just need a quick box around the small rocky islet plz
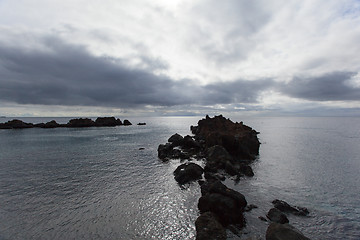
[158,115,311,240]
[0,117,133,129]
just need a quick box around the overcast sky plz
[1,0,360,117]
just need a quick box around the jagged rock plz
[195,212,226,240]
[198,180,247,226]
[191,115,260,160]
[123,119,132,126]
[266,223,310,240]
[67,118,95,128]
[174,163,204,184]
[0,119,34,129]
[267,208,289,224]
[95,117,122,126]
[168,133,184,146]
[182,135,201,149]
[272,199,309,216]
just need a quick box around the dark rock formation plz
[137,122,146,125]
[272,199,309,216]
[267,208,289,224]
[123,119,132,126]
[245,204,258,212]
[42,120,61,128]
[174,163,204,184]
[191,115,260,160]
[195,212,226,240]
[95,117,122,126]
[198,180,247,226]
[157,143,187,161]
[266,223,310,240]
[168,133,184,146]
[0,119,34,129]
[67,118,95,128]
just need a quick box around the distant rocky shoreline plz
[0,117,134,129]
[158,115,311,240]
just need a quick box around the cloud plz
[279,72,360,101]
[0,35,274,109]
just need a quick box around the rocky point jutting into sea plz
[158,115,311,240]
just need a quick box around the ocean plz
[0,116,359,239]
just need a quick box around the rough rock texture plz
[198,180,247,226]
[95,117,122,126]
[266,223,310,240]
[272,199,309,216]
[173,163,204,184]
[195,212,226,240]
[266,208,289,224]
[42,120,61,128]
[157,143,187,161]
[168,133,184,146]
[191,115,260,160]
[67,118,95,128]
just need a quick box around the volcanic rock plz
[174,163,204,184]
[272,199,309,216]
[123,119,132,126]
[266,223,310,240]
[195,212,226,240]
[67,118,95,128]
[266,208,289,224]
[95,117,122,126]
[0,119,34,129]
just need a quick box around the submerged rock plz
[195,212,226,240]
[266,223,310,240]
[272,199,309,216]
[174,163,204,184]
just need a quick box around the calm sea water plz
[0,116,359,239]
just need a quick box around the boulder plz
[67,118,95,128]
[168,133,184,146]
[174,163,204,184]
[266,208,289,224]
[95,117,122,126]
[195,212,226,240]
[239,165,254,177]
[182,135,201,149]
[266,223,310,240]
[157,143,187,161]
[198,180,247,226]
[272,199,309,216]
[123,119,132,126]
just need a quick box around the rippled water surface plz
[0,116,359,239]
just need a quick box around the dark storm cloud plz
[280,72,360,101]
[0,37,273,108]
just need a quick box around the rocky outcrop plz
[67,118,95,128]
[266,208,289,224]
[0,117,139,129]
[191,115,260,161]
[95,117,122,126]
[173,163,204,184]
[123,119,132,126]
[198,180,247,227]
[195,212,226,240]
[0,119,34,129]
[272,199,309,216]
[137,122,146,125]
[266,223,310,240]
